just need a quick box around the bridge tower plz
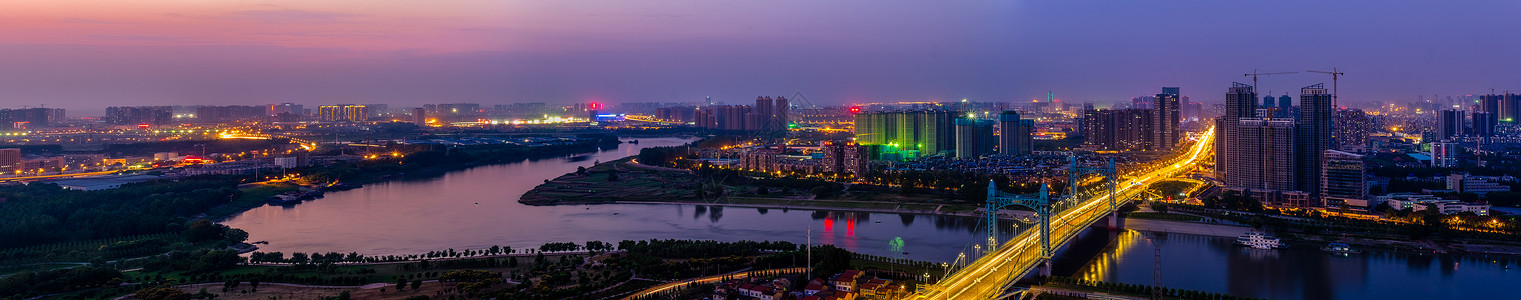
[983,181,1050,275]
[1068,156,1119,229]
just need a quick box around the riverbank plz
[1124,213,1521,257]
[519,157,989,218]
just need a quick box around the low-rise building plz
[1381,194,1489,216]
[1446,174,1511,195]
[830,270,864,292]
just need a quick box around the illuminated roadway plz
[914,126,1215,299]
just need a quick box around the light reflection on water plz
[221,137,992,262]
[1067,229,1519,299]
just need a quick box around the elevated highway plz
[914,126,1215,299]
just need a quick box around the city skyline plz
[3,0,1520,113]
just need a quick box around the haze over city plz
[4,0,1520,113]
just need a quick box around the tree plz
[223,228,249,243]
[290,252,309,264]
[576,166,588,175]
[1151,202,1169,214]
[411,279,423,290]
[135,287,192,300]
[397,277,408,290]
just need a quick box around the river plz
[222,137,989,262]
[223,137,1517,299]
[1059,228,1518,299]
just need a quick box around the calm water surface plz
[1064,229,1518,299]
[222,137,988,262]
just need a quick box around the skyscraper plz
[1485,93,1521,123]
[1153,87,1181,151]
[1322,150,1367,207]
[1083,108,1153,151]
[954,117,996,158]
[1277,95,1293,118]
[1216,82,1258,181]
[998,111,1034,156]
[852,110,958,158]
[1333,109,1371,151]
[412,108,427,126]
[1471,111,1497,137]
[1263,95,1275,107]
[1294,84,1333,202]
[1431,140,1460,168]
[752,96,774,130]
[1437,109,1465,140]
[1229,118,1296,191]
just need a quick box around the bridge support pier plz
[1107,211,1124,230]
[1040,260,1052,277]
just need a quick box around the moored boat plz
[1322,242,1361,254]
[1234,232,1284,249]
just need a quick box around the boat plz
[1321,243,1361,254]
[1234,232,1284,249]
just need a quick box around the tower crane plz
[1244,70,1299,92]
[1308,68,1345,108]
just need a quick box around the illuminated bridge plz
[912,126,1215,299]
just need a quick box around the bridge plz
[912,126,1215,299]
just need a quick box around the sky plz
[2,0,1519,114]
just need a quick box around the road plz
[914,126,1215,299]
[0,170,120,182]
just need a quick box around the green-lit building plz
[853,110,959,160]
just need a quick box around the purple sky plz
[2,0,1518,113]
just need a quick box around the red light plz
[589,102,603,110]
[849,106,861,114]
[138,124,150,129]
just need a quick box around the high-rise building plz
[1229,118,1297,191]
[346,105,367,122]
[412,108,427,126]
[194,105,265,123]
[1437,109,1465,140]
[775,96,790,129]
[0,148,19,174]
[318,105,368,122]
[106,106,173,125]
[1483,93,1521,123]
[1216,82,1258,181]
[1322,150,1367,207]
[853,110,958,158]
[1153,87,1182,151]
[1431,140,1460,168]
[0,108,65,128]
[1471,111,1497,137]
[1333,109,1371,151]
[954,118,996,158]
[753,96,774,130]
[271,103,304,117]
[1294,84,1333,202]
[998,111,1034,155]
[821,142,869,175]
[1263,95,1275,107]
[706,105,753,131]
[1083,108,1153,151]
[1278,95,1292,111]
[744,96,792,131]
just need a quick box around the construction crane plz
[1308,68,1345,108]
[1244,70,1299,92]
